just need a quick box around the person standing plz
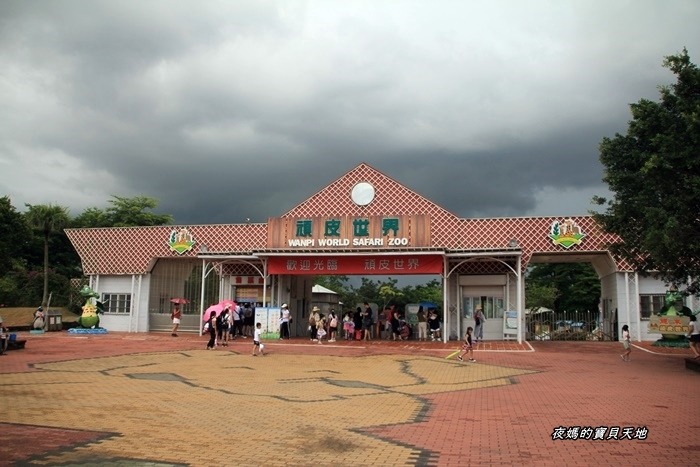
[620,324,631,361]
[456,327,476,362]
[243,305,254,338]
[363,302,373,340]
[232,304,242,339]
[170,305,182,337]
[353,307,363,340]
[328,309,338,342]
[279,303,291,340]
[343,311,354,340]
[316,314,327,344]
[687,315,699,359]
[428,310,441,341]
[474,306,486,343]
[309,306,320,341]
[417,306,428,341]
[0,316,9,355]
[205,311,217,350]
[218,306,230,347]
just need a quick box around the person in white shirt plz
[687,314,699,359]
[280,303,291,340]
[252,322,265,356]
[231,305,242,339]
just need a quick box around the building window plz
[639,294,665,320]
[463,296,505,320]
[101,293,131,314]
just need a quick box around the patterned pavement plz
[0,332,697,466]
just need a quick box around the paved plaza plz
[0,332,697,466]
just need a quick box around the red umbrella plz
[219,299,237,310]
[170,298,189,305]
[204,304,224,321]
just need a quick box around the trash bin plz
[47,310,62,331]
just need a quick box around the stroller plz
[398,320,411,340]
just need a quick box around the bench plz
[8,339,27,350]
[2,335,27,351]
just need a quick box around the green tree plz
[525,281,559,312]
[0,196,31,272]
[24,203,70,307]
[107,195,173,226]
[526,263,600,313]
[378,278,402,312]
[594,48,700,295]
[73,196,172,228]
[399,279,443,311]
[355,277,380,308]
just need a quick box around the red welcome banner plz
[268,255,443,275]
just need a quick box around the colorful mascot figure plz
[657,287,692,340]
[77,285,104,329]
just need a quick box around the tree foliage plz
[0,196,31,272]
[73,195,173,227]
[594,48,700,295]
[526,264,600,313]
[315,276,442,313]
[24,203,70,307]
[0,195,175,307]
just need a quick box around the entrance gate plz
[526,309,617,341]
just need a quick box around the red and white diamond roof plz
[65,163,628,275]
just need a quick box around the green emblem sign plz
[168,228,196,255]
[549,219,585,249]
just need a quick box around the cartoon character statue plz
[658,287,692,340]
[78,285,104,329]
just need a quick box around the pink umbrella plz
[203,304,224,322]
[219,299,237,310]
[170,297,189,305]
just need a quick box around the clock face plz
[351,182,375,206]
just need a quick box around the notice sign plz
[648,315,690,335]
[268,255,443,275]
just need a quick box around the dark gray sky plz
[1,1,698,225]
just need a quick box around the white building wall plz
[92,274,150,333]
[637,275,671,341]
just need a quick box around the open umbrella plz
[203,304,224,322]
[219,299,237,310]
[170,298,189,305]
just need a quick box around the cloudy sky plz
[1,0,698,225]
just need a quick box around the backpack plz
[330,316,338,327]
[219,311,229,327]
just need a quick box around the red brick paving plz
[1,331,698,466]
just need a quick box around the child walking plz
[457,326,476,362]
[620,324,631,361]
[252,322,265,356]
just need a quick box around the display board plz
[503,310,518,340]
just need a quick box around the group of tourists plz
[301,303,446,343]
[185,301,494,348]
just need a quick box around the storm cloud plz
[1,0,698,224]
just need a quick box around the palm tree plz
[24,203,70,307]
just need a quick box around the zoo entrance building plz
[65,163,692,343]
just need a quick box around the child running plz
[252,322,265,356]
[620,324,631,361]
[457,326,476,362]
